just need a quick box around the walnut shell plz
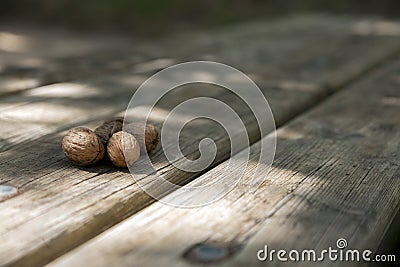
[94,117,123,144]
[123,123,159,153]
[107,131,140,168]
[62,127,105,166]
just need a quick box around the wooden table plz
[0,15,399,267]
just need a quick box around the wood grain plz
[0,15,400,267]
[0,81,306,267]
[46,58,400,267]
[0,24,148,96]
[1,15,400,152]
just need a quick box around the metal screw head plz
[0,185,19,201]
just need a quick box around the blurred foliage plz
[1,0,400,35]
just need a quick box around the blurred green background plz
[1,0,400,35]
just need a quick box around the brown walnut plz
[123,123,159,153]
[94,117,123,144]
[62,127,105,166]
[107,131,140,168]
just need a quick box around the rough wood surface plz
[46,58,400,267]
[1,15,400,152]
[0,15,400,267]
[0,24,149,96]
[0,82,306,267]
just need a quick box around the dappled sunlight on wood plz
[0,102,95,123]
[24,83,101,98]
[352,20,400,36]
[126,105,176,124]
[267,80,319,93]
[381,96,400,106]
[0,77,40,93]
[0,32,30,53]
[277,128,306,140]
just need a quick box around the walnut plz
[107,131,140,168]
[94,117,123,144]
[62,127,105,166]
[123,123,159,153]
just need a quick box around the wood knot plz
[0,185,19,202]
[183,242,241,264]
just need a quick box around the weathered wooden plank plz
[148,15,400,84]
[2,15,400,97]
[0,81,308,267]
[0,25,149,96]
[0,57,178,152]
[0,74,146,152]
[0,15,400,267]
[1,15,400,153]
[0,54,146,96]
[46,58,400,267]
